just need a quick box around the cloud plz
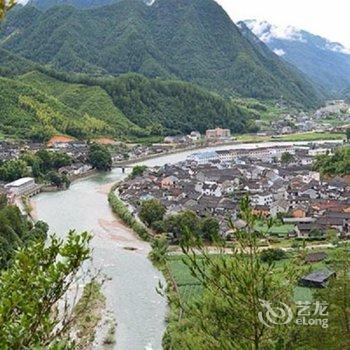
[325,42,350,55]
[245,20,306,43]
[273,48,286,56]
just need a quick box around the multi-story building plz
[205,128,231,139]
[5,177,38,196]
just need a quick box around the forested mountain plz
[28,0,154,10]
[28,0,121,10]
[0,66,258,139]
[242,19,350,94]
[0,0,321,107]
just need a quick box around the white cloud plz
[325,42,350,55]
[273,48,286,56]
[215,0,350,48]
[246,20,305,43]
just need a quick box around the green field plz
[235,131,345,143]
[165,250,340,306]
[255,223,295,237]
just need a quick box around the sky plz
[215,0,350,48]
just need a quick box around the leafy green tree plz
[29,126,54,143]
[165,211,201,242]
[139,199,166,227]
[260,248,287,264]
[0,231,92,349]
[281,152,295,164]
[313,147,350,176]
[0,159,29,181]
[88,144,112,171]
[200,217,220,242]
[0,204,48,268]
[131,165,148,178]
[36,150,72,171]
[165,198,298,349]
[46,171,70,188]
[149,234,169,265]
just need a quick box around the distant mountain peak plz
[243,19,350,56]
[242,20,305,44]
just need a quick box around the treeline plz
[0,195,48,268]
[313,147,350,176]
[138,199,220,243]
[38,69,259,135]
[0,150,72,187]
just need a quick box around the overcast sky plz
[215,0,350,47]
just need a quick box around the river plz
[33,140,342,350]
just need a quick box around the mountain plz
[0,60,259,139]
[0,0,321,107]
[242,19,350,94]
[27,0,155,10]
[27,0,121,10]
[0,72,141,140]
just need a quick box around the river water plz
[33,140,342,350]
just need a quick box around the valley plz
[1,0,350,349]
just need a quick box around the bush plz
[260,248,287,264]
[139,199,166,227]
[108,189,150,241]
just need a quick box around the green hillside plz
[0,48,37,76]
[0,0,321,107]
[17,71,142,135]
[0,76,114,139]
[44,70,259,135]
[0,68,259,140]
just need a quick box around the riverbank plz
[114,133,345,167]
[108,183,151,242]
[30,138,346,350]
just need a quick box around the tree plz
[139,199,166,227]
[0,0,16,19]
[0,159,30,182]
[200,217,220,242]
[0,203,48,268]
[313,147,350,176]
[149,234,169,265]
[46,171,70,189]
[165,198,298,349]
[0,231,92,349]
[281,152,295,164]
[260,248,287,264]
[88,144,112,171]
[346,128,350,142]
[131,165,147,178]
[165,210,201,242]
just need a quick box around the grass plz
[255,223,295,237]
[235,131,345,143]
[165,249,338,306]
[108,185,151,241]
[73,281,106,349]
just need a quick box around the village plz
[118,142,350,244]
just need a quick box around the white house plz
[187,151,219,165]
[251,192,273,206]
[5,177,38,196]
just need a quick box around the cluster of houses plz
[163,128,232,145]
[118,143,350,240]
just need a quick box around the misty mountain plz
[242,19,350,95]
[0,0,321,107]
